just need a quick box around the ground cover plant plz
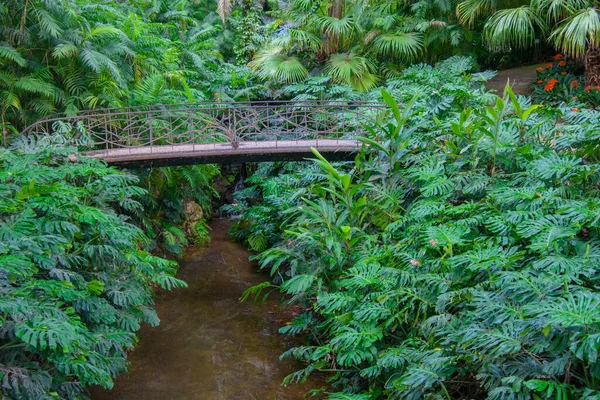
[235,58,600,399]
[0,136,186,399]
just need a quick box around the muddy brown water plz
[91,219,319,400]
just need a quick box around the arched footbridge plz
[21,101,385,167]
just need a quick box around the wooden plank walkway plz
[86,139,362,168]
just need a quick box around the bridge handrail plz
[21,100,386,134]
[20,100,387,155]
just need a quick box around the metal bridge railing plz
[20,101,386,155]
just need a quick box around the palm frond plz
[372,31,424,60]
[0,44,27,66]
[251,49,308,83]
[550,7,600,58]
[532,0,590,22]
[325,53,379,91]
[483,7,544,51]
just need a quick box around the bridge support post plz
[149,115,153,154]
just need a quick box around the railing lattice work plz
[21,101,385,166]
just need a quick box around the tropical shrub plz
[225,162,322,253]
[533,55,582,104]
[0,0,243,139]
[532,55,600,109]
[238,67,600,398]
[0,136,186,399]
[580,85,600,109]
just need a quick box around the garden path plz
[486,63,545,95]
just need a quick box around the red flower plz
[546,63,553,68]
[553,54,563,60]
[536,67,543,72]
[570,81,580,88]
[537,79,543,83]
[561,71,567,75]
[572,108,580,113]
[559,61,566,66]
[585,86,592,92]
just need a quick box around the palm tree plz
[458,0,600,86]
[0,0,230,138]
[249,0,466,90]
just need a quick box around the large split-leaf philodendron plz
[234,64,600,398]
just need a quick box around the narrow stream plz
[91,219,317,399]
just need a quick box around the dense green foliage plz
[234,59,600,398]
[0,0,234,258]
[0,136,186,398]
[461,0,600,86]
[0,0,266,138]
[4,0,600,398]
[249,0,477,90]
[137,165,219,255]
[224,0,600,90]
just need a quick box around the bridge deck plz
[86,139,361,167]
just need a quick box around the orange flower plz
[559,61,566,66]
[553,54,563,60]
[585,85,592,92]
[561,71,567,75]
[537,79,543,83]
[571,81,580,88]
[544,79,558,91]
[572,108,580,113]
[546,63,553,68]
[536,67,543,72]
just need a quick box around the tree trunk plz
[318,0,343,58]
[585,46,600,87]
[328,0,343,19]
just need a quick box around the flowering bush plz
[580,85,600,108]
[532,54,600,109]
[532,55,583,105]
